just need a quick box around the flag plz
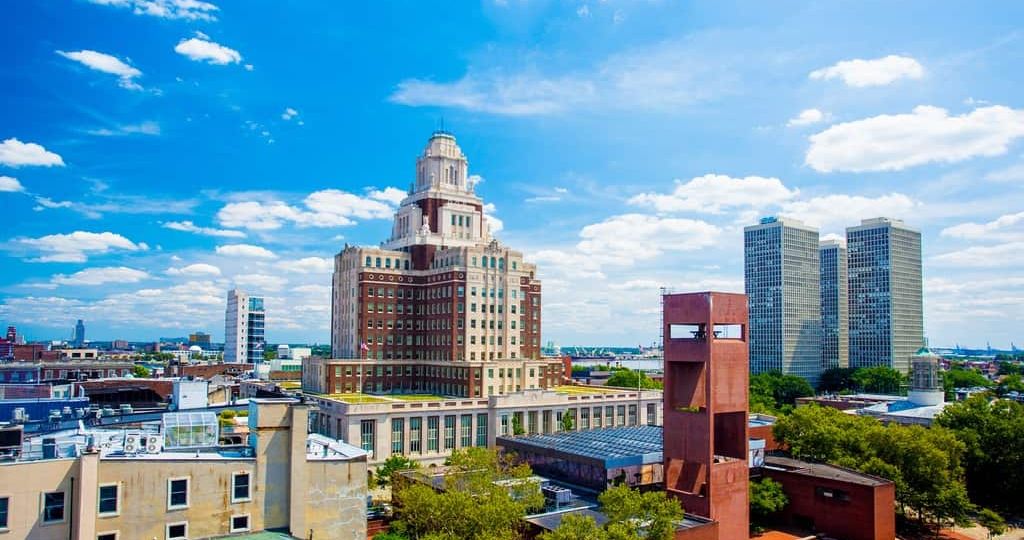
[360,341,369,352]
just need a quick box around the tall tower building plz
[73,319,85,347]
[225,289,266,364]
[744,217,822,385]
[820,239,849,371]
[847,218,923,374]
[330,131,542,362]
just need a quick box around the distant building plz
[5,326,16,342]
[745,217,823,385]
[72,319,85,347]
[188,332,211,347]
[820,239,849,371]
[847,218,923,373]
[224,289,265,364]
[111,339,129,350]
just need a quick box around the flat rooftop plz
[498,426,663,469]
[764,456,891,487]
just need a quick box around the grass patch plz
[388,394,448,402]
[327,393,389,403]
[553,385,616,395]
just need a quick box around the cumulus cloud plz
[391,72,596,116]
[368,187,407,206]
[51,266,149,286]
[628,174,798,214]
[0,138,65,167]
[56,50,143,90]
[174,35,242,65]
[233,273,287,292]
[787,108,827,127]
[16,231,147,263]
[216,188,400,230]
[780,193,919,233]
[0,176,24,192]
[577,214,721,259]
[932,242,1024,268]
[805,105,1024,173]
[163,220,245,238]
[286,257,333,274]
[985,162,1024,183]
[809,55,924,87]
[281,107,299,120]
[86,0,219,21]
[166,263,222,276]
[941,211,1024,241]
[215,244,277,259]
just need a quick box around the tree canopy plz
[773,405,972,527]
[935,396,1024,514]
[543,485,684,540]
[749,478,788,525]
[375,455,419,487]
[749,371,814,414]
[391,447,543,540]
[605,368,662,390]
[851,366,907,394]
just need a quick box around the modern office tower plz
[820,239,849,371]
[662,291,750,540]
[331,131,542,362]
[847,218,924,374]
[744,217,822,385]
[225,289,266,363]
[72,319,85,347]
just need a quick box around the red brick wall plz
[762,468,895,540]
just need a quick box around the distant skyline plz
[2,1,1023,348]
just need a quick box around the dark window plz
[233,473,250,501]
[169,479,188,508]
[98,485,118,514]
[167,522,187,539]
[0,497,8,529]
[98,534,117,540]
[43,492,65,522]
[231,514,250,532]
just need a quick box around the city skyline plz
[2,2,1023,347]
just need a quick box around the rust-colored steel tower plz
[663,292,749,540]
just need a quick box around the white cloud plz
[56,50,142,90]
[525,196,561,203]
[86,0,219,21]
[87,121,160,137]
[576,5,590,17]
[985,162,1024,183]
[0,138,65,167]
[166,263,222,276]
[368,187,407,206]
[17,231,147,263]
[577,214,721,259]
[174,36,242,65]
[805,105,1024,173]
[628,174,798,214]
[281,107,299,120]
[391,72,596,116]
[286,257,333,274]
[215,244,277,259]
[820,233,846,246]
[163,220,246,238]
[233,273,287,292]
[780,193,919,233]
[216,188,399,231]
[51,266,149,286]
[787,108,827,127]
[941,211,1024,241]
[932,242,1024,268]
[0,176,24,192]
[483,202,503,233]
[809,55,924,87]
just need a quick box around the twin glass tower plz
[744,216,923,386]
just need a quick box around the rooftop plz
[764,456,891,487]
[498,426,663,469]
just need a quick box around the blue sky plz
[2,1,1023,348]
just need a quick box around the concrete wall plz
[0,458,78,540]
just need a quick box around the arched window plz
[498,258,505,270]
[375,257,381,268]
[489,257,496,269]
[365,256,371,267]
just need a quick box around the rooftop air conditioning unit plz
[123,432,141,454]
[144,436,162,454]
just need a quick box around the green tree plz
[560,410,574,432]
[936,396,1024,514]
[131,364,150,377]
[511,414,525,436]
[598,484,684,540]
[375,455,419,487]
[750,478,788,525]
[263,348,278,361]
[606,368,662,390]
[541,514,607,540]
[749,371,814,414]
[977,508,1007,539]
[851,366,906,394]
[996,361,1021,375]
[996,373,1024,395]
[392,448,543,540]
[817,367,857,393]
[942,367,992,395]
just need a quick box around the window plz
[392,418,405,455]
[410,417,422,453]
[427,416,439,452]
[0,496,8,530]
[580,407,590,429]
[230,514,251,533]
[97,533,118,540]
[361,420,376,454]
[460,415,472,447]
[476,413,488,447]
[232,472,251,502]
[98,484,119,515]
[168,478,189,510]
[444,415,456,450]
[166,521,188,540]
[43,491,65,523]
[647,403,657,426]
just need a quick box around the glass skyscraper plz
[225,289,266,364]
[744,217,822,386]
[820,240,848,371]
[847,218,923,374]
